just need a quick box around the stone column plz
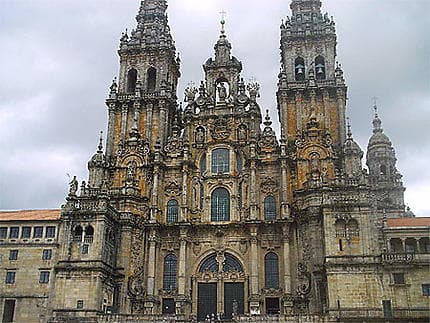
[150,165,159,223]
[322,89,330,130]
[280,159,289,218]
[249,226,260,314]
[336,88,346,144]
[296,90,303,131]
[146,230,157,296]
[158,102,167,147]
[146,103,153,142]
[106,104,116,157]
[176,227,189,315]
[121,103,128,141]
[250,161,258,220]
[181,149,189,222]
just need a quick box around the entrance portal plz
[224,282,244,319]
[2,299,15,323]
[197,283,217,321]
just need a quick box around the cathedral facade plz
[1,0,429,322]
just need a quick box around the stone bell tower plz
[277,0,347,191]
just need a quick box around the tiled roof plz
[0,209,61,222]
[387,217,430,228]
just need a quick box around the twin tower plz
[53,0,406,321]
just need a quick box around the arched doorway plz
[194,252,246,321]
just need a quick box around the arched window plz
[199,254,219,272]
[166,200,179,223]
[200,153,206,176]
[295,57,305,81]
[315,56,326,80]
[126,68,138,93]
[147,67,157,92]
[73,225,83,241]
[265,252,279,289]
[163,254,177,291]
[380,165,387,175]
[335,219,346,237]
[211,148,229,174]
[85,225,94,236]
[264,196,276,220]
[223,254,243,272]
[211,188,230,221]
[347,219,359,237]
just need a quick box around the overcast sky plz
[0,0,429,216]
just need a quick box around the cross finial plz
[372,96,379,115]
[220,10,227,34]
[346,117,352,138]
[97,131,103,153]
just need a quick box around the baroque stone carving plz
[164,181,181,197]
[296,263,311,297]
[128,267,146,298]
[210,117,231,141]
[260,177,278,194]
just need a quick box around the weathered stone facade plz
[1,0,429,322]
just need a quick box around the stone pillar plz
[249,226,260,314]
[280,159,289,218]
[146,103,153,142]
[337,88,346,144]
[146,229,157,315]
[181,149,189,222]
[296,90,303,131]
[176,227,189,315]
[106,104,116,157]
[159,103,167,147]
[322,89,330,130]
[250,161,258,220]
[121,103,128,141]
[282,225,293,314]
[150,165,159,223]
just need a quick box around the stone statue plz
[69,176,78,196]
[196,127,205,144]
[217,82,227,102]
[126,161,137,185]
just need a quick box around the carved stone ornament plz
[195,126,206,144]
[237,124,248,142]
[128,267,146,298]
[296,263,311,297]
[210,117,231,141]
[164,181,181,197]
[164,134,183,156]
[260,177,278,194]
[117,141,151,169]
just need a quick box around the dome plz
[368,131,392,147]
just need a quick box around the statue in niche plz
[195,127,205,144]
[126,160,137,185]
[237,125,247,142]
[217,82,227,102]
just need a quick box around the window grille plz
[265,252,279,289]
[39,271,50,284]
[223,254,243,272]
[211,149,230,174]
[166,200,179,223]
[211,188,230,221]
[264,196,276,220]
[163,254,177,291]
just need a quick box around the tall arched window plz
[199,254,219,273]
[166,200,179,223]
[315,56,326,80]
[73,225,83,242]
[265,252,279,289]
[264,196,276,220]
[295,57,305,81]
[126,68,138,93]
[147,67,157,91]
[163,254,177,291]
[211,188,230,221]
[223,254,243,272]
[211,148,230,174]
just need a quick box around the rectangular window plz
[33,226,43,238]
[77,300,84,309]
[211,148,230,174]
[9,250,18,261]
[5,271,16,284]
[0,227,7,239]
[21,227,31,239]
[2,299,15,323]
[82,244,89,254]
[39,271,50,284]
[382,300,392,318]
[42,249,52,260]
[9,227,19,239]
[393,273,405,285]
[422,284,430,296]
[45,226,56,238]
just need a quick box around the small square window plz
[33,227,43,238]
[45,226,56,238]
[393,273,405,285]
[39,271,50,284]
[422,284,430,296]
[0,227,7,239]
[42,249,52,260]
[9,227,19,239]
[9,250,18,261]
[77,300,84,309]
[82,244,89,254]
[21,227,31,238]
[5,271,16,284]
